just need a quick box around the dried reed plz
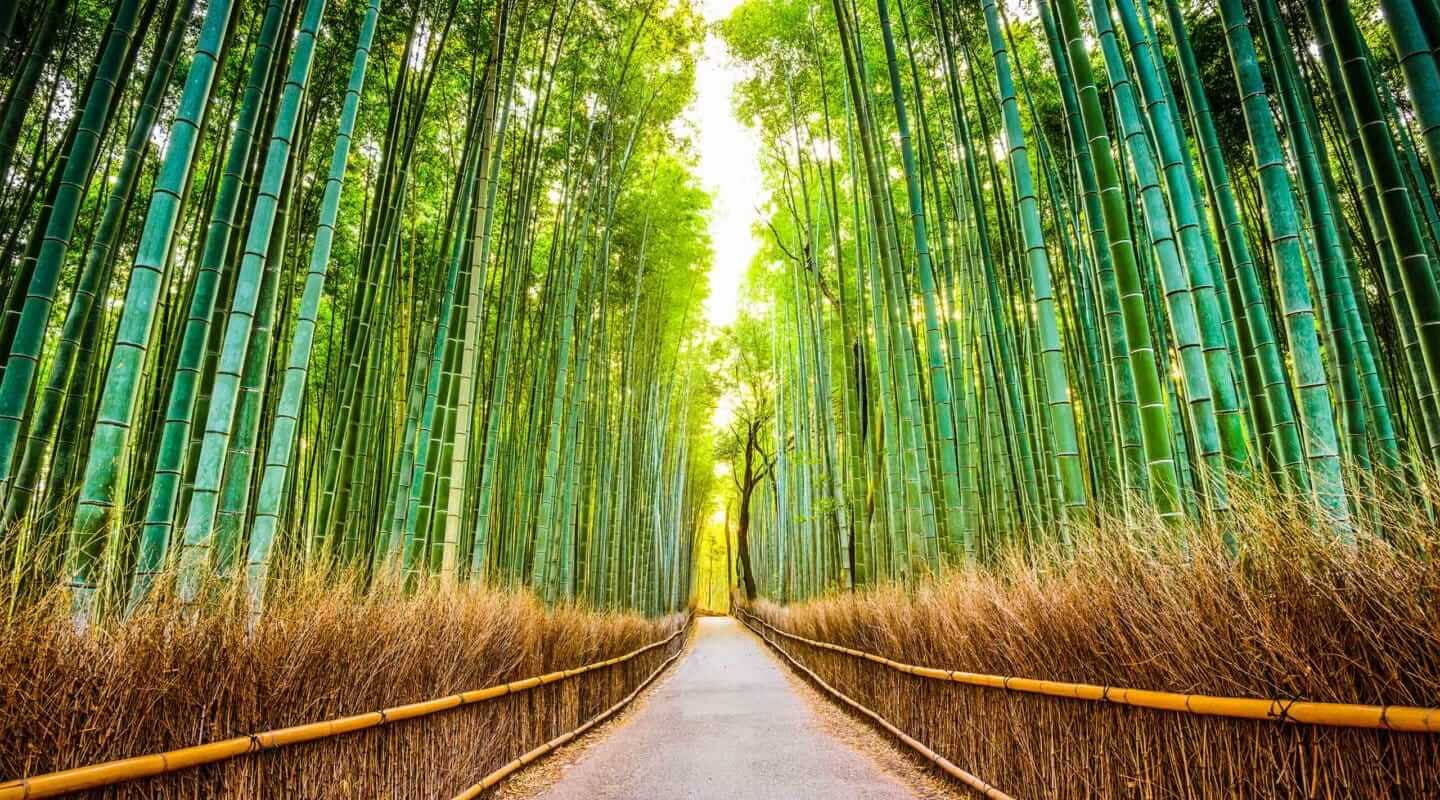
[747,487,1440,797]
[0,575,684,798]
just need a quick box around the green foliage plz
[0,0,717,620]
[718,0,1440,600]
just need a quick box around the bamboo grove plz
[717,0,1440,602]
[0,0,716,621]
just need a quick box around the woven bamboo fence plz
[739,609,1440,797]
[1,619,687,799]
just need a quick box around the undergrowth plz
[0,574,684,797]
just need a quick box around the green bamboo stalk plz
[1164,0,1304,489]
[875,0,964,551]
[66,0,237,621]
[174,0,330,602]
[245,0,381,617]
[982,0,1087,522]
[1110,0,1249,479]
[1322,0,1440,465]
[1218,0,1350,534]
[1,0,193,536]
[1053,0,1181,520]
[0,0,144,497]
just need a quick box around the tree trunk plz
[736,480,758,601]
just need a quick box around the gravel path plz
[528,616,925,800]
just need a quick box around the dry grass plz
[747,487,1440,797]
[0,576,684,798]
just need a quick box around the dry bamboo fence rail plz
[0,622,688,799]
[736,610,1440,732]
[451,641,684,799]
[739,612,1013,799]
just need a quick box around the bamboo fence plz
[738,611,1440,732]
[451,641,684,799]
[0,623,688,799]
[741,612,1013,798]
[739,609,1440,796]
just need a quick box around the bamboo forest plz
[2,0,1439,796]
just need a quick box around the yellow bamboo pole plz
[737,611,1440,733]
[742,614,1013,799]
[0,623,688,799]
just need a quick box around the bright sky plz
[688,0,765,330]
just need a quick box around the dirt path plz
[514,616,949,800]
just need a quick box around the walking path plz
[529,616,925,799]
